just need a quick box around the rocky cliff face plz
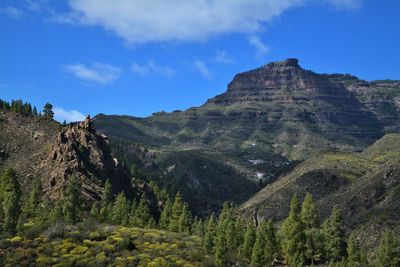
[0,111,153,206]
[208,58,381,133]
[41,115,145,202]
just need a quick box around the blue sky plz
[1,0,399,122]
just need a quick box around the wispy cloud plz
[131,61,176,77]
[192,60,210,79]
[63,62,121,85]
[0,6,23,19]
[214,51,234,64]
[25,0,41,12]
[248,35,270,58]
[53,107,85,123]
[326,0,362,9]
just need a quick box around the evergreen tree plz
[215,223,229,266]
[240,224,256,261]
[42,198,57,224]
[169,191,184,232]
[301,193,322,263]
[376,230,400,267]
[63,176,81,224]
[178,203,192,234]
[102,179,113,207]
[129,199,138,226]
[203,213,217,253]
[135,194,151,228]
[26,179,43,218]
[100,179,113,222]
[159,198,172,229]
[1,168,22,236]
[192,217,205,236]
[234,218,246,249]
[251,220,278,267]
[90,202,100,219]
[264,220,278,265]
[346,233,367,267]
[321,206,347,263]
[43,103,54,119]
[32,106,38,116]
[214,202,241,265]
[17,210,27,235]
[280,193,306,266]
[251,223,267,267]
[111,192,129,225]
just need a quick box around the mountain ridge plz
[93,58,400,213]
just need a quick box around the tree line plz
[0,98,54,119]
[0,168,398,266]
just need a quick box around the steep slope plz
[94,58,399,212]
[95,59,395,159]
[0,111,153,207]
[240,134,400,250]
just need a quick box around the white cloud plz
[248,35,270,58]
[54,107,85,123]
[0,6,23,18]
[192,60,210,79]
[214,51,234,64]
[63,62,121,84]
[61,0,306,44]
[131,61,176,77]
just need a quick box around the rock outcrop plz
[41,115,151,204]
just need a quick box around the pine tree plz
[280,193,306,266]
[159,198,172,229]
[321,206,347,263]
[251,223,267,267]
[1,168,22,236]
[32,106,38,116]
[129,199,138,226]
[178,203,192,234]
[17,210,27,234]
[100,179,113,222]
[215,223,229,266]
[43,103,54,119]
[250,220,278,267]
[102,179,113,207]
[240,224,256,261]
[135,194,151,228]
[169,192,183,232]
[90,202,100,219]
[42,197,57,224]
[203,213,217,253]
[301,193,322,263]
[264,220,278,265]
[27,179,43,218]
[192,217,205,236]
[346,233,367,267]
[376,230,400,267]
[63,176,81,224]
[234,218,246,249]
[112,192,129,225]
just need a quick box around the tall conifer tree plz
[321,206,347,262]
[280,193,306,266]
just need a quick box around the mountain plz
[94,58,400,212]
[240,133,400,250]
[0,111,154,208]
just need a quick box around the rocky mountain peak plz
[41,115,139,203]
[266,58,300,68]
